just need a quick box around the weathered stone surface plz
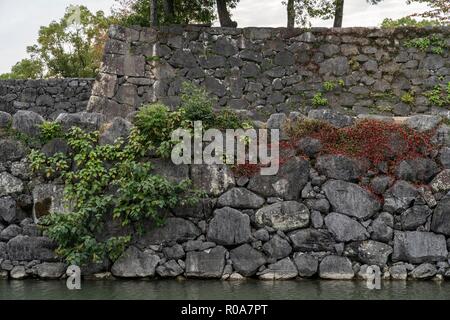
[162,244,185,260]
[230,244,266,277]
[393,231,448,264]
[383,180,418,213]
[207,207,251,246]
[10,266,27,279]
[344,240,393,266]
[316,155,366,182]
[150,158,189,184]
[405,115,441,132]
[324,212,369,242]
[258,257,298,280]
[0,111,12,128]
[0,139,26,162]
[322,180,380,220]
[191,164,235,196]
[293,253,318,277]
[0,172,24,197]
[0,224,21,241]
[56,112,106,131]
[395,158,439,183]
[319,255,354,280]
[289,228,335,252]
[400,205,431,230]
[156,260,184,277]
[33,262,66,279]
[99,117,132,145]
[390,263,408,280]
[308,109,354,128]
[370,212,394,242]
[41,138,70,157]
[32,184,67,222]
[217,188,264,209]
[0,197,16,223]
[298,137,322,157]
[12,110,44,136]
[319,57,349,76]
[139,217,201,245]
[185,246,226,278]
[430,170,450,193]
[410,263,437,279]
[247,157,309,200]
[430,194,450,236]
[111,246,160,278]
[172,199,213,219]
[262,235,292,260]
[7,235,56,261]
[255,201,310,232]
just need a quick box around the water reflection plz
[1,279,449,300]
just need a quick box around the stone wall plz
[88,25,449,121]
[0,79,94,119]
[1,109,450,281]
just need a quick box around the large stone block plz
[139,217,201,246]
[255,201,310,232]
[230,244,266,277]
[185,246,226,278]
[392,231,448,264]
[207,207,251,246]
[111,246,160,278]
[7,235,57,261]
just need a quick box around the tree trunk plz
[150,0,159,27]
[217,0,237,28]
[287,0,295,28]
[333,0,344,27]
[163,0,175,23]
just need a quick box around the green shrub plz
[180,82,215,126]
[312,92,328,107]
[401,92,415,105]
[40,121,63,143]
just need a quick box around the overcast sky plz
[0,0,431,74]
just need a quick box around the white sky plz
[0,0,431,73]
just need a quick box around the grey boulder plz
[324,212,369,242]
[207,207,251,246]
[319,255,354,280]
[185,246,227,279]
[230,244,266,277]
[217,188,264,209]
[255,201,310,232]
[111,246,160,278]
[12,110,44,136]
[393,231,448,264]
[293,253,318,277]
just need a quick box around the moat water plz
[1,279,450,300]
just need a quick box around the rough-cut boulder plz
[230,244,266,277]
[430,194,450,236]
[32,184,67,222]
[0,197,16,223]
[400,205,431,230]
[172,199,214,219]
[139,217,201,245]
[10,266,27,279]
[316,155,366,182]
[12,110,44,136]
[111,246,160,278]
[344,240,393,266]
[255,201,309,232]
[324,212,369,242]
[430,170,450,193]
[289,228,335,252]
[258,257,298,280]
[395,158,439,183]
[56,112,106,131]
[390,263,408,280]
[185,246,226,278]
[319,255,354,280]
[392,231,448,263]
[207,207,251,246]
[322,180,380,220]
[99,117,132,145]
[383,180,418,213]
[33,262,66,279]
[405,115,441,132]
[41,138,70,157]
[370,212,394,243]
[247,157,309,200]
[0,225,21,241]
[7,235,56,261]
[156,260,184,277]
[150,158,189,183]
[410,263,437,279]
[191,164,235,196]
[262,235,292,260]
[308,109,353,128]
[217,188,265,209]
[0,172,24,197]
[293,253,318,277]
[0,139,26,162]
[0,111,11,128]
